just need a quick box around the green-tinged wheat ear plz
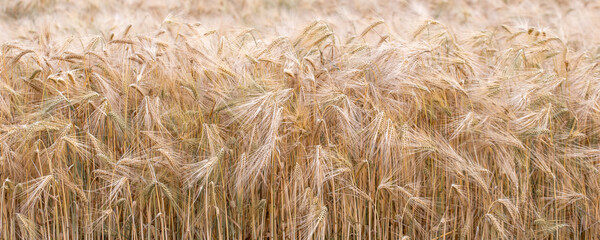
[349,45,368,54]
[108,111,128,131]
[293,162,302,181]
[28,69,41,79]
[317,206,327,223]
[113,198,127,208]
[257,199,267,211]
[308,33,333,50]
[294,20,321,47]
[359,20,384,38]
[109,39,134,45]
[16,213,39,240]
[218,65,237,78]
[96,153,113,164]
[485,214,508,240]
[413,20,440,40]
[141,181,157,205]
[157,181,181,214]
[8,49,34,69]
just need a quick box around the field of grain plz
[1,0,600,239]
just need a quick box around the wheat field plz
[1,0,600,239]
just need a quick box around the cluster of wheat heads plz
[2,0,600,239]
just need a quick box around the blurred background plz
[1,0,599,51]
